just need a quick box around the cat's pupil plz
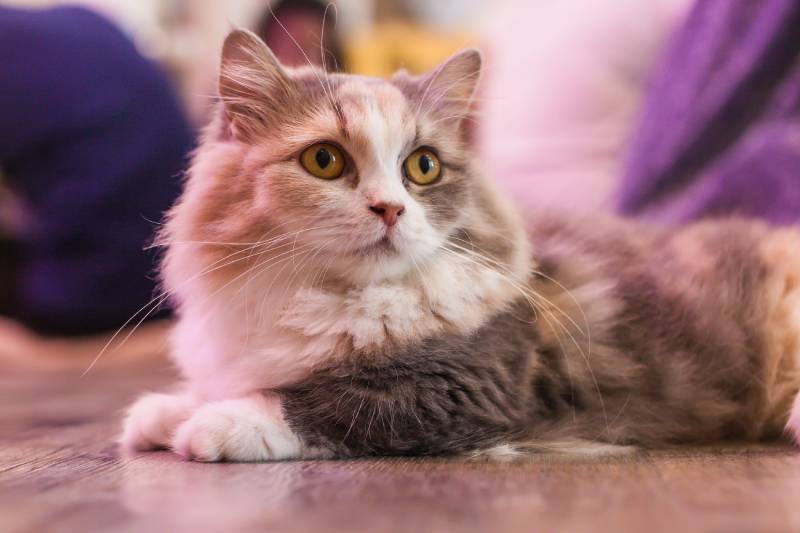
[419,155,432,174]
[315,149,331,169]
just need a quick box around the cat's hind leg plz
[120,391,195,451]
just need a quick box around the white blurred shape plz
[478,0,692,215]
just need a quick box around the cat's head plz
[173,29,523,285]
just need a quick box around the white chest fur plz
[168,248,528,401]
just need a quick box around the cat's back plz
[528,213,800,440]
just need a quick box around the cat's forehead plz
[288,71,418,158]
[280,69,425,164]
[336,79,417,166]
[328,76,414,141]
[291,69,412,118]
[335,77,409,116]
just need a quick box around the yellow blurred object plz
[345,21,475,77]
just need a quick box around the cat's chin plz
[336,256,412,284]
[323,249,421,285]
[352,235,397,256]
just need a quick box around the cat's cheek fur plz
[171,394,306,462]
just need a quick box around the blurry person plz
[477,0,692,215]
[618,0,800,224]
[0,6,193,337]
[254,0,343,70]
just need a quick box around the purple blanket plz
[617,0,800,224]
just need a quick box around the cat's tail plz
[0,316,170,372]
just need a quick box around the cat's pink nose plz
[368,202,405,227]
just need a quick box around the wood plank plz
[2,355,800,532]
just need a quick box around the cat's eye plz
[300,143,345,180]
[403,148,441,185]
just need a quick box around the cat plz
[121,29,800,461]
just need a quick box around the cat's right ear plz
[219,29,297,142]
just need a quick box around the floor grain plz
[2,357,800,533]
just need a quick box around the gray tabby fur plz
[280,217,793,456]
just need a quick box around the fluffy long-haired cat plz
[121,29,800,461]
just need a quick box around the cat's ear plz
[410,48,483,118]
[219,29,297,141]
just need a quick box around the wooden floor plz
[3,350,800,532]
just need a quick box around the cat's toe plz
[120,392,194,452]
[171,396,301,462]
[171,407,236,462]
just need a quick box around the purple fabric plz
[617,0,800,224]
[0,6,192,335]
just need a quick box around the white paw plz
[120,392,195,451]
[171,395,301,462]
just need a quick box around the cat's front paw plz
[171,395,301,462]
[120,392,195,451]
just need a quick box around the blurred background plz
[2,0,489,123]
[1,0,798,347]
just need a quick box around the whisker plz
[440,240,608,433]
[82,223,341,375]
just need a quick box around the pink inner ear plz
[407,50,482,120]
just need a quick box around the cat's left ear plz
[401,49,482,118]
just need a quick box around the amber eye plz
[403,148,441,185]
[300,143,345,180]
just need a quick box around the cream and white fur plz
[121,30,529,461]
[121,27,800,462]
